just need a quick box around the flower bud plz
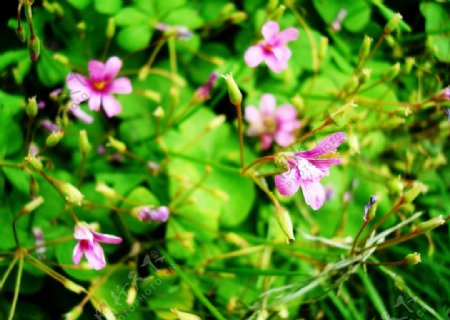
[126,285,137,305]
[26,96,38,117]
[382,62,401,82]
[25,152,43,171]
[270,5,286,21]
[363,195,378,222]
[222,74,242,106]
[386,13,403,32]
[46,130,64,147]
[404,182,427,203]
[171,308,201,320]
[28,35,40,62]
[318,36,329,61]
[414,215,445,233]
[358,68,371,86]
[403,57,415,74]
[53,53,70,65]
[275,206,295,242]
[224,232,249,247]
[348,133,360,154]
[206,115,226,131]
[267,0,278,13]
[388,177,404,195]
[64,306,83,320]
[138,66,149,80]
[230,12,248,24]
[221,3,235,17]
[106,17,115,38]
[95,182,118,200]
[359,36,372,60]
[274,152,292,172]
[142,90,161,103]
[23,196,44,213]
[153,106,165,118]
[133,206,170,222]
[16,26,26,42]
[107,136,127,154]
[79,130,91,154]
[328,101,357,126]
[405,252,421,266]
[59,182,84,206]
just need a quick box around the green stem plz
[0,256,18,289]
[8,255,24,320]
[236,103,245,170]
[159,248,226,320]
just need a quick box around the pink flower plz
[245,94,300,150]
[66,56,132,118]
[274,132,346,210]
[244,21,298,73]
[137,206,170,222]
[194,72,219,101]
[72,223,123,270]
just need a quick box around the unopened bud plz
[26,96,38,117]
[381,116,405,129]
[359,36,372,60]
[16,26,26,42]
[222,74,242,106]
[76,22,86,32]
[171,308,201,320]
[53,53,70,65]
[79,130,91,154]
[363,195,378,221]
[46,130,64,147]
[404,182,427,203]
[28,35,40,62]
[318,36,329,61]
[414,215,445,233]
[405,252,421,265]
[153,106,165,118]
[404,57,415,74]
[126,285,137,305]
[224,232,249,247]
[170,87,180,106]
[382,62,401,81]
[386,13,402,32]
[230,12,247,24]
[329,101,357,126]
[106,17,115,38]
[59,182,84,206]
[348,133,360,154]
[23,196,44,213]
[142,90,161,103]
[359,68,371,85]
[270,5,286,21]
[64,279,85,294]
[64,305,83,320]
[95,182,118,199]
[107,136,127,153]
[267,0,278,13]
[221,3,235,17]
[138,66,149,80]
[206,115,226,130]
[291,94,304,111]
[388,177,404,195]
[274,152,291,171]
[275,206,295,242]
[25,153,43,171]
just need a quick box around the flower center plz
[262,116,277,134]
[93,81,107,91]
[262,44,273,53]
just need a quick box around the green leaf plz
[164,7,204,29]
[421,2,450,62]
[117,26,152,52]
[36,49,71,87]
[93,0,123,15]
[0,49,28,71]
[67,0,91,10]
[2,168,29,195]
[115,7,149,26]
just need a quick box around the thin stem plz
[350,219,370,255]
[289,117,332,148]
[8,255,24,320]
[236,103,245,169]
[78,152,87,188]
[242,156,274,174]
[0,256,18,289]
[26,4,35,36]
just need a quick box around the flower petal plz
[264,53,287,73]
[88,93,102,112]
[277,27,299,43]
[84,241,106,270]
[66,73,91,104]
[109,77,132,94]
[245,105,262,123]
[244,45,265,68]
[88,60,105,81]
[74,224,94,241]
[298,132,347,159]
[102,95,122,117]
[72,242,84,265]
[300,180,326,210]
[293,156,325,181]
[275,167,301,196]
[274,130,295,147]
[104,56,122,81]
[261,134,274,150]
[93,231,123,244]
[260,94,276,115]
[275,104,297,121]
[70,106,94,124]
[272,46,291,62]
[262,21,279,41]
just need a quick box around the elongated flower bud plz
[26,96,38,117]
[16,26,26,42]
[64,306,83,320]
[382,62,401,82]
[95,182,118,200]
[79,130,91,154]
[23,196,44,213]
[107,136,127,154]
[404,182,427,203]
[359,36,372,60]
[25,153,43,171]
[29,35,40,62]
[46,130,64,147]
[405,252,421,265]
[363,195,378,222]
[106,17,115,38]
[414,215,445,233]
[386,13,403,32]
[171,308,201,320]
[59,182,84,206]
[222,74,242,107]
[275,206,295,242]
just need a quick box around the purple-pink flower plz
[72,223,122,270]
[66,56,132,118]
[137,206,170,222]
[245,94,300,150]
[274,132,346,210]
[195,72,219,101]
[244,21,298,73]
